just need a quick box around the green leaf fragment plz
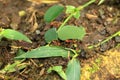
[45,28,58,43]
[66,6,80,19]
[47,66,67,80]
[15,49,26,60]
[15,46,71,59]
[66,58,81,80]
[66,5,76,14]
[1,29,32,43]
[0,60,27,73]
[58,25,86,40]
[73,11,80,19]
[44,5,64,22]
[98,0,105,5]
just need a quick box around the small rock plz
[80,49,86,58]
[115,36,120,42]
[35,30,41,34]
[97,27,107,35]
[101,29,107,35]
[100,43,109,52]
[107,7,113,12]
[102,15,106,19]
[80,49,90,59]
[10,22,18,30]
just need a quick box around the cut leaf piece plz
[47,66,67,80]
[15,46,71,59]
[44,5,64,22]
[1,29,32,43]
[45,28,58,43]
[66,5,76,14]
[66,58,80,80]
[58,25,86,40]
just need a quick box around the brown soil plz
[0,0,120,80]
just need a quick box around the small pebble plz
[107,7,113,12]
[100,43,109,52]
[80,49,86,58]
[100,29,107,35]
[10,22,18,30]
[80,49,89,59]
[103,22,107,26]
[101,15,105,19]
[35,30,41,34]
[115,36,120,42]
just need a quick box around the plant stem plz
[88,31,120,49]
[57,13,73,31]
[77,0,96,10]
[57,0,96,32]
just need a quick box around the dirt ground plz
[0,0,120,80]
